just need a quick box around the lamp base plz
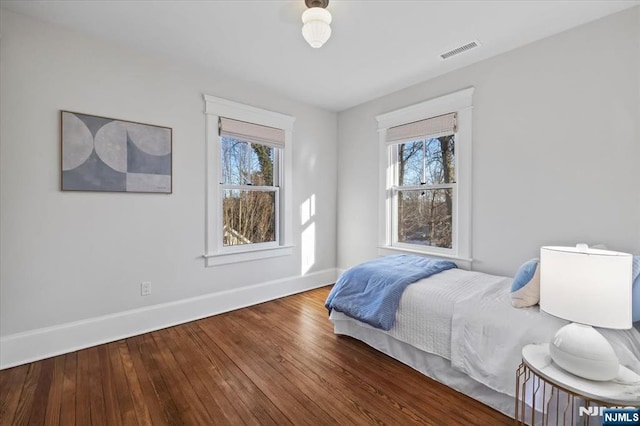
[549,323,619,381]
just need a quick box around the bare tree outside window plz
[221,137,278,246]
[396,135,455,249]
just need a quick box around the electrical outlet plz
[141,281,152,296]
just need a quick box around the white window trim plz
[203,95,295,267]
[375,87,474,262]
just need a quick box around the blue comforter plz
[325,254,457,330]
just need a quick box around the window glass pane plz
[398,135,455,186]
[398,140,423,186]
[223,190,276,246]
[425,136,455,184]
[221,137,275,186]
[397,188,452,249]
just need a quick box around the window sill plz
[377,245,473,263]
[203,245,294,267]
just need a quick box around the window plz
[394,132,455,249]
[204,96,295,266]
[219,120,281,249]
[376,88,474,261]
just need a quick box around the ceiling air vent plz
[440,41,480,60]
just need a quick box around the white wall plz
[337,7,640,276]
[637,7,640,250]
[0,10,337,365]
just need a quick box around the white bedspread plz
[330,268,640,399]
[330,268,508,359]
[451,278,640,397]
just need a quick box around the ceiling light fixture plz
[302,0,331,49]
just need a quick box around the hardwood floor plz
[0,286,512,425]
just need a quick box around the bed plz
[327,261,640,422]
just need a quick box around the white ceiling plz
[1,0,638,111]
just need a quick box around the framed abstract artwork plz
[61,111,172,193]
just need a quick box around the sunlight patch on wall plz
[301,194,316,274]
[301,194,315,225]
[301,222,316,275]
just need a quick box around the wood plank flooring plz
[0,286,512,425]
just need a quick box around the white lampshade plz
[540,245,632,328]
[540,245,633,381]
[302,7,332,48]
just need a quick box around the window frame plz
[203,95,295,267]
[376,88,474,262]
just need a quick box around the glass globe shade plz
[301,7,332,48]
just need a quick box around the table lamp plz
[539,244,633,381]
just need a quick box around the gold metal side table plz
[515,343,640,425]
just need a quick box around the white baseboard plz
[0,268,338,369]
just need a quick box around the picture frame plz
[61,111,172,193]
